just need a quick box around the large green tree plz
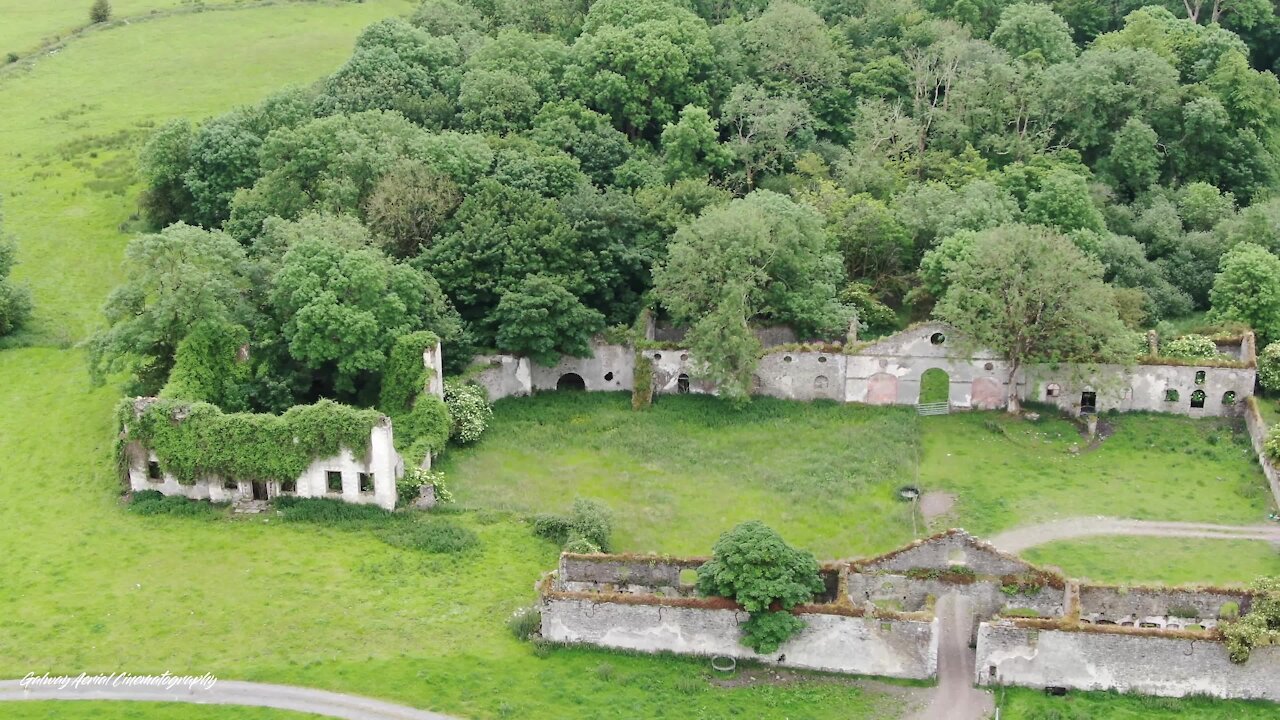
[492,275,605,365]
[933,224,1131,412]
[1209,242,1280,342]
[653,190,847,400]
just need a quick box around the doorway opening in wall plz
[252,481,268,501]
[919,368,949,404]
[677,373,690,394]
[556,373,586,391]
[1080,391,1097,414]
[1191,389,1206,409]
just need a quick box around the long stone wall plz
[470,324,1256,420]
[976,622,1280,701]
[1244,396,1280,508]
[541,596,939,679]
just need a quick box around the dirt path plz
[0,679,459,720]
[908,594,992,720]
[987,517,1280,553]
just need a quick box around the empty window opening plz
[984,362,994,371]
[281,479,297,494]
[1045,383,1061,398]
[1190,389,1206,409]
[223,479,238,491]
[947,547,967,566]
[680,353,689,361]
[818,355,828,363]
[783,355,793,363]
[930,332,946,345]
[326,471,343,493]
[603,372,614,382]
[677,373,691,394]
[358,473,374,493]
[147,461,162,481]
[1165,388,1179,402]
[1080,391,1097,414]
[1223,391,1237,405]
[1195,370,1206,385]
[652,353,662,360]
[556,373,586,391]
[814,375,829,389]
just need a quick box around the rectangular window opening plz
[326,471,343,493]
[358,473,374,493]
[147,461,162,481]
[281,479,297,494]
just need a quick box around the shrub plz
[696,521,824,653]
[377,519,478,553]
[396,467,451,506]
[531,498,613,552]
[1162,334,1218,359]
[89,0,112,24]
[507,606,541,641]
[741,610,807,654]
[128,490,216,518]
[395,393,451,462]
[5,52,17,64]
[1260,342,1280,392]
[444,380,491,443]
[1221,576,1279,663]
[1266,427,1280,464]
[275,497,394,526]
[0,278,32,337]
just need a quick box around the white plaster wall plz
[541,598,938,679]
[422,342,445,399]
[470,355,533,401]
[128,421,401,510]
[976,623,1280,701]
[529,341,634,392]
[1029,363,1256,417]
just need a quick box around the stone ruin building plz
[539,530,1279,702]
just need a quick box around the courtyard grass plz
[1025,537,1280,587]
[998,687,1279,719]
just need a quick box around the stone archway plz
[919,368,950,404]
[970,377,1003,410]
[556,373,586,391]
[866,373,899,405]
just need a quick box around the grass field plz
[998,687,1280,719]
[442,392,1274,559]
[4,703,320,719]
[1026,537,1280,586]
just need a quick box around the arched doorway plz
[556,373,586,391]
[919,368,950,405]
[677,374,690,394]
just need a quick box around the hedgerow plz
[120,397,380,484]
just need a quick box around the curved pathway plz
[0,679,460,720]
[987,517,1280,553]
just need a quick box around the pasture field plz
[3,702,321,719]
[1026,537,1280,587]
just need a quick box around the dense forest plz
[90,0,1280,407]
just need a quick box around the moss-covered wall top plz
[120,397,383,484]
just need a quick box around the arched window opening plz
[1190,389,1206,409]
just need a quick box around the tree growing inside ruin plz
[696,521,824,654]
[933,224,1131,413]
[1222,576,1279,663]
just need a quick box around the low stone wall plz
[557,554,704,595]
[1244,396,1280,509]
[541,595,938,679]
[1078,585,1251,628]
[856,530,1035,577]
[848,573,1065,618]
[976,622,1280,701]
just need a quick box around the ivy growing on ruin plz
[1222,576,1280,663]
[120,398,381,484]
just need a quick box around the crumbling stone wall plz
[540,596,938,679]
[1078,586,1251,629]
[1244,397,1280,508]
[1031,362,1255,418]
[976,623,1280,701]
[556,554,703,595]
[857,531,1035,577]
[847,573,1065,618]
[844,323,1013,409]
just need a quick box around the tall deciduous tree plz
[1209,242,1280,343]
[492,275,604,365]
[933,224,1131,412]
[653,190,847,400]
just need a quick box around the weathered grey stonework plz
[470,324,1257,422]
[976,623,1280,701]
[856,530,1036,577]
[1078,586,1251,629]
[558,554,703,594]
[1245,397,1280,507]
[541,597,939,679]
[848,573,1065,619]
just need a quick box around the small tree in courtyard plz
[696,521,824,654]
[90,0,112,24]
[933,224,1131,413]
[1222,576,1279,663]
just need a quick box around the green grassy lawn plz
[1026,537,1280,587]
[0,0,414,345]
[1258,392,1280,427]
[3,702,320,719]
[441,392,921,558]
[998,687,1279,719]
[917,410,1273,535]
[442,394,1274,559]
